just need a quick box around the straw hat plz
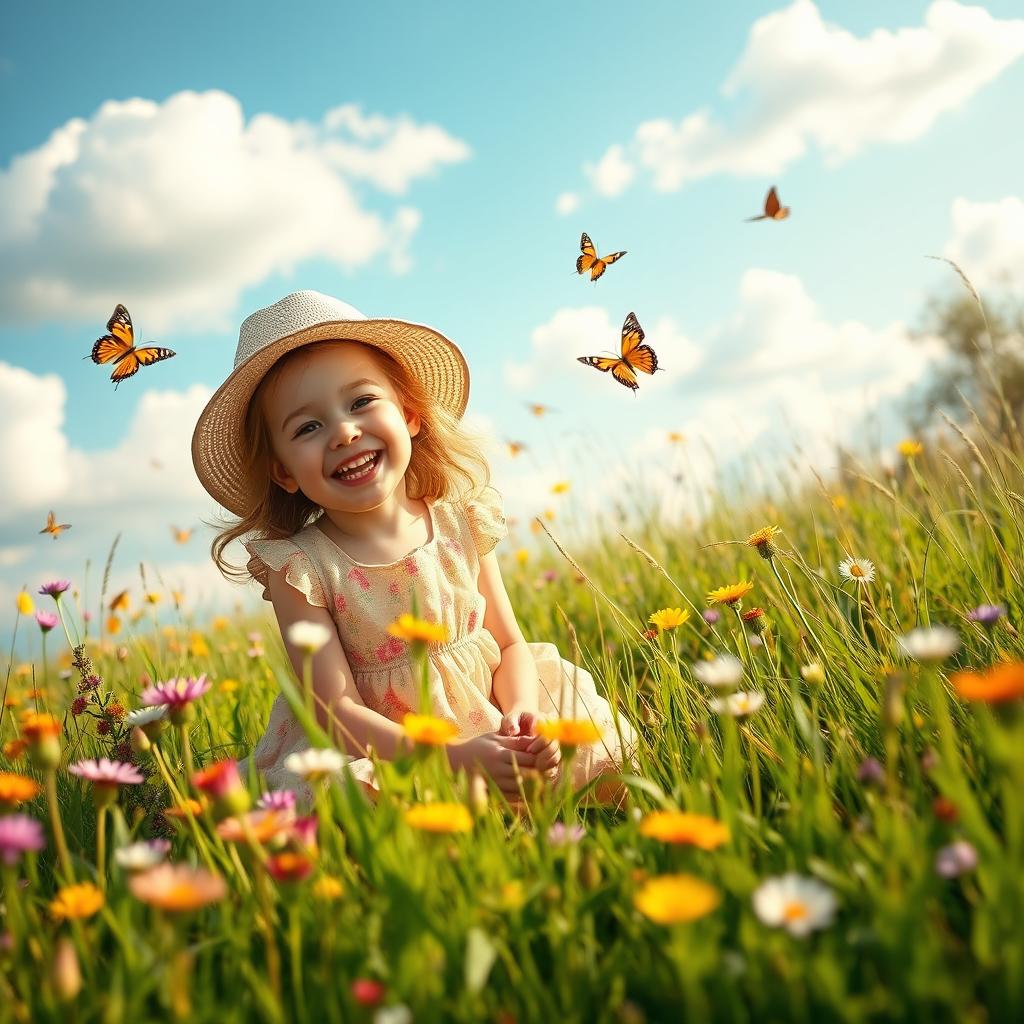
[191,290,470,515]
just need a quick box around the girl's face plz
[260,341,421,513]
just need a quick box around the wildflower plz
[752,874,837,937]
[219,678,240,693]
[709,691,765,718]
[35,611,59,633]
[896,626,960,663]
[286,620,333,654]
[38,580,71,599]
[404,802,474,834]
[216,808,295,845]
[313,875,344,901]
[106,700,126,721]
[856,757,885,787]
[933,796,958,822]
[633,874,720,924]
[692,654,744,690]
[375,1006,413,1024]
[351,979,387,1006]
[191,759,251,818]
[967,604,1005,628]
[50,882,105,921]
[935,840,978,878]
[547,822,586,847]
[16,589,34,615]
[283,747,346,782]
[140,676,211,726]
[403,713,459,746]
[648,607,691,632]
[951,662,1024,703]
[541,569,558,584]
[3,739,27,762]
[746,525,781,559]
[387,613,449,648]
[639,811,729,849]
[266,851,315,884]
[706,580,754,607]
[69,758,145,808]
[20,711,62,770]
[898,439,923,458]
[838,557,875,585]
[189,634,210,658]
[129,863,227,911]
[0,772,41,808]
[125,704,169,734]
[106,616,122,635]
[831,494,847,511]
[114,839,171,872]
[741,607,770,634]
[515,548,530,566]
[70,696,88,716]
[144,592,161,605]
[51,936,82,1002]
[163,798,207,821]
[701,609,721,625]
[535,718,603,747]
[551,481,570,494]
[0,814,46,864]
[257,789,298,812]
[800,662,825,687]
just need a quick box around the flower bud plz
[130,726,151,755]
[800,662,825,687]
[578,849,602,891]
[467,771,488,818]
[52,937,82,1002]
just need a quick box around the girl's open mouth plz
[332,450,382,486]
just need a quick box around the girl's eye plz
[294,422,318,437]
[352,396,374,410]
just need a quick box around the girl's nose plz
[330,418,361,447]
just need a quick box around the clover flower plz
[967,604,1005,628]
[257,789,298,812]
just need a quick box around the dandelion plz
[16,589,34,615]
[219,678,240,693]
[638,812,729,850]
[402,713,459,746]
[144,592,161,605]
[951,662,1024,703]
[898,439,923,458]
[404,802,474,834]
[746,525,781,560]
[129,863,227,912]
[114,839,171,872]
[633,874,720,925]
[0,814,45,864]
[692,654,745,690]
[546,822,586,847]
[515,548,530,566]
[535,718,603,746]
[50,882,104,921]
[752,874,837,937]
[897,626,960,663]
[257,789,298,812]
[283,747,346,782]
[709,692,765,718]
[838,557,875,585]
[648,608,691,632]
[706,580,754,606]
[313,875,345,901]
[0,772,41,808]
[286,620,333,654]
[967,604,1005,629]
[935,841,978,878]
[38,580,71,599]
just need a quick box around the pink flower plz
[35,611,59,633]
[69,758,145,787]
[347,567,370,590]
[38,580,71,598]
[257,789,297,812]
[291,814,319,851]
[547,822,586,846]
[141,675,212,708]
[0,814,46,865]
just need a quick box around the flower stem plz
[44,768,74,883]
[96,804,107,893]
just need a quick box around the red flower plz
[351,979,386,1006]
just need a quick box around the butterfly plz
[526,403,557,417]
[577,312,659,392]
[576,232,627,282]
[108,589,130,614]
[506,441,527,457]
[171,526,193,544]
[90,305,176,388]
[746,186,790,222]
[39,511,71,539]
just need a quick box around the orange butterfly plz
[108,589,130,614]
[171,526,193,544]
[90,305,176,388]
[526,403,557,417]
[39,511,71,539]
[506,440,527,457]
[576,232,627,282]
[577,312,659,392]
[746,186,790,222]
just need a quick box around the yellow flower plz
[14,664,32,679]
[667,431,686,444]
[648,608,691,632]
[144,592,162,605]
[189,634,210,658]
[106,616,122,635]
[0,771,42,807]
[51,882,105,921]
[211,616,230,632]
[551,481,571,495]
[706,580,754,606]
[638,812,729,850]
[498,880,526,911]
[16,590,34,616]
[403,713,459,746]
[536,718,602,746]
[404,802,474,834]
[312,875,345,901]
[515,548,530,566]
[831,495,847,511]
[386,614,449,646]
[746,526,780,559]
[219,678,240,694]
[898,439,923,458]
[633,874,720,925]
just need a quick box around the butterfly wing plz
[610,361,639,391]
[589,258,608,282]
[577,232,597,275]
[91,305,135,365]
[577,354,638,390]
[109,346,175,385]
[765,187,780,218]
[619,312,645,356]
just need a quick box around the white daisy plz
[692,654,745,690]
[896,626,961,663]
[114,838,171,872]
[838,557,875,585]
[752,873,837,937]
[709,691,765,718]
[286,620,333,654]
[124,705,168,728]
[283,747,346,781]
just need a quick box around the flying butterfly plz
[745,186,790,222]
[108,589,130,614]
[576,232,627,282]
[39,510,71,539]
[525,403,557,417]
[90,305,176,388]
[171,526,193,544]
[577,312,659,393]
[506,440,527,458]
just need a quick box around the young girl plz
[192,290,638,807]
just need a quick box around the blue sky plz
[1,0,1023,652]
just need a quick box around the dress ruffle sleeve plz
[245,536,327,608]
[463,485,508,558]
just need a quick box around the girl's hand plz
[498,708,539,737]
[499,709,560,781]
[448,732,539,798]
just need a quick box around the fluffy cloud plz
[575,1,1024,196]
[943,196,1024,294]
[0,90,471,330]
[555,192,581,216]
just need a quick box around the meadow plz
[1,399,1022,1023]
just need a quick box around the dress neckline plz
[313,500,439,569]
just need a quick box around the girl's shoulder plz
[456,484,507,558]
[244,523,328,606]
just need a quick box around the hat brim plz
[191,318,470,516]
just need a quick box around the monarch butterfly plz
[171,526,193,544]
[577,312,659,392]
[576,232,626,282]
[90,305,176,387]
[39,511,71,539]
[108,589,130,614]
[746,186,790,222]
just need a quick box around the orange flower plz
[129,863,227,912]
[951,662,1024,703]
[50,882,105,921]
[638,812,730,850]
[535,718,602,746]
[265,852,314,883]
[20,711,62,742]
[0,771,42,807]
[162,798,207,820]
[3,739,28,761]
[402,713,459,746]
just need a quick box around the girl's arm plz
[266,566,410,762]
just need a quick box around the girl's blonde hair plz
[210,340,491,584]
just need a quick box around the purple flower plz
[857,757,885,787]
[35,611,59,633]
[967,604,1005,628]
[541,570,558,584]
[702,609,721,625]
[935,840,978,878]
[0,814,46,865]
[546,821,586,847]
[141,675,212,708]
[257,789,298,812]
[68,758,145,787]
[38,580,71,598]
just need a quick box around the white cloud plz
[0,91,471,330]
[943,196,1024,294]
[576,1,1024,195]
[0,545,32,568]
[555,192,580,216]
